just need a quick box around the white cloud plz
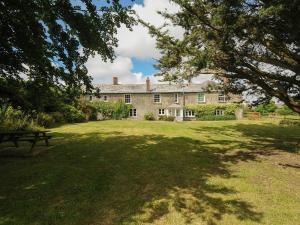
[85,55,160,84]
[85,0,209,85]
[116,0,182,59]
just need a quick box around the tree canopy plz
[143,0,300,113]
[0,0,135,107]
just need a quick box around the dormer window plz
[124,94,131,104]
[197,93,205,103]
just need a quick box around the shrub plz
[50,112,65,123]
[61,105,85,123]
[78,98,98,121]
[37,113,55,127]
[112,100,132,120]
[253,101,277,115]
[0,105,42,131]
[187,103,239,120]
[144,112,155,121]
[276,105,298,116]
[92,100,131,120]
[158,115,175,121]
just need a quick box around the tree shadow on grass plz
[0,131,264,225]
[193,122,300,154]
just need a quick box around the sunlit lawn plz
[0,120,299,225]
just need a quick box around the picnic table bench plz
[0,131,52,149]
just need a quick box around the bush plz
[253,101,277,115]
[144,112,155,121]
[37,113,55,127]
[61,105,85,123]
[187,103,239,120]
[276,105,298,116]
[158,115,175,121]
[92,100,131,120]
[78,98,98,121]
[112,100,132,120]
[50,112,65,123]
[0,105,42,131]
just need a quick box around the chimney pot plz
[113,76,118,85]
[146,77,150,92]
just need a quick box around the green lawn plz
[0,120,300,225]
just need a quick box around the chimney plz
[113,76,118,85]
[146,77,150,92]
[223,77,229,85]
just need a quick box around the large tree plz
[143,0,300,113]
[0,0,135,105]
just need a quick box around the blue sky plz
[83,0,199,84]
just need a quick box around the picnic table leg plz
[30,134,38,150]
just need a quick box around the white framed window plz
[218,93,226,102]
[197,93,205,103]
[103,95,108,102]
[129,109,137,117]
[158,109,165,115]
[215,109,225,116]
[89,95,93,101]
[174,93,179,103]
[185,110,195,117]
[154,94,161,103]
[124,94,131,104]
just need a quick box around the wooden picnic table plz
[0,130,52,149]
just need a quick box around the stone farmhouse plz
[88,77,241,121]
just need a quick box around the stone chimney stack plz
[113,76,118,85]
[146,77,150,92]
[223,77,229,85]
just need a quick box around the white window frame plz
[197,92,206,103]
[124,94,131,104]
[218,93,226,102]
[153,94,161,103]
[129,108,137,117]
[103,95,108,102]
[158,109,165,115]
[174,93,179,103]
[185,110,195,117]
[89,95,93,101]
[215,109,225,116]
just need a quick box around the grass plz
[0,120,300,225]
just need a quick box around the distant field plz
[0,120,299,225]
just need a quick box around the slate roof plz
[94,81,215,94]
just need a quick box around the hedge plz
[186,103,239,120]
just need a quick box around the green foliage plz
[276,105,298,116]
[78,98,98,121]
[37,113,55,128]
[187,104,238,120]
[50,112,65,124]
[92,100,131,120]
[158,115,175,121]
[0,105,42,131]
[61,105,86,123]
[143,0,300,114]
[144,112,155,121]
[253,101,277,115]
[0,1,134,99]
